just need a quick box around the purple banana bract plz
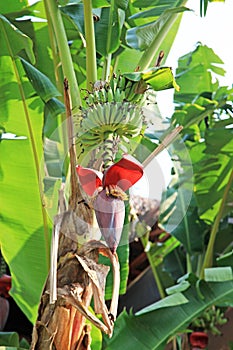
[76,154,144,253]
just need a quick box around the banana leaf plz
[0,331,29,350]
[172,44,233,224]
[60,2,126,56]
[126,7,189,51]
[174,44,225,104]
[0,15,54,323]
[124,66,179,91]
[0,0,27,14]
[103,278,233,350]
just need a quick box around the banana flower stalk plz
[76,154,144,253]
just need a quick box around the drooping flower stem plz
[102,133,119,169]
[43,0,81,108]
[83,0,97,90]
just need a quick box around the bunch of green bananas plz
[78,101,143,151]
[84,73,147,106]
[77,72,148,165]
[191,306,227,335]
[83,65,180,108]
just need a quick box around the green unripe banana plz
[78,101,143,153]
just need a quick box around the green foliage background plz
[0,0,232,349]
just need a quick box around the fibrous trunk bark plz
[31,185,119,349]
[30,187,91,350]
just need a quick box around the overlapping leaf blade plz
[174,44,225,104]
[0,0,27,14]
[0,14,35,63]
[126,7,189,51]
[104,279,233,350]
[0,14,66,323]
[0,56,50,323]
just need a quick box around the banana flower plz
[76,155,143,253]
[190,331,208,349]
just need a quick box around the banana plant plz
[0,1,228,350]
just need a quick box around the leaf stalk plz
[200,167,233,278]
[138,1,188,70]
[83,0,98,89]
[141,234,166,299]
[43,0,81,108]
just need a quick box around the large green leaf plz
[163,247,186,280]
[174,44,225,104]
[60,3,85,34]
[126,7,189,51]
[116,47,143,73]
[123,66,179,92]
[0,56,50,323]
[169,195,207,254]
[172,44,233,225]
[205,118,233,155]
[114,0,129,11]
[4,0,59,89]
[129,5,172,19]
[0,14,35,64]
[187,117,233,224]
[172,98,218,129]
[20,58,61,102]
[103,279,233,350]
[94,7,125,55]
[27,1,59,86]
[61,3,126,56]
[0,0,27,14]
[132,0,184,8]
[194,153,233,223]
[0,333,19,347]
[160,180,193,238]
[0,15,64,322]
[123,2,190,69]
[43,98,65,139]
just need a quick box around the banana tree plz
[0,0,228,349]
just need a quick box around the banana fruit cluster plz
[78,101,143,153]
[191,306,227,335]
[77,73,147,165]
[84,73,147,106]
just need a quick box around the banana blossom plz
[76,154,143,253]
